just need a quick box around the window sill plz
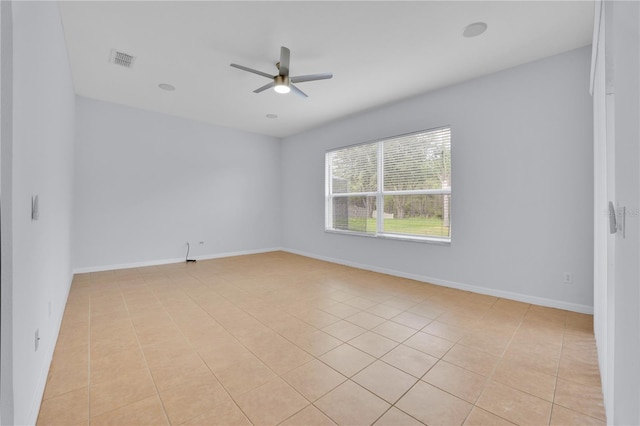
[325,229,451,245]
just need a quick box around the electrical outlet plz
[563,272,573,284]
[35,329,40,351]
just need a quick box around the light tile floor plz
[37,251,606,425]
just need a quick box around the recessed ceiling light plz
[266,114,278,119]
[158,83,176,91]
[463,22,488,38]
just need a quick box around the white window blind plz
[325,127,451,241]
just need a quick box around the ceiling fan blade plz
[253,81,275,93]
[290,73,333,83]
[279,46,290,76]
[290,83,308,98]
[230,63,273,79]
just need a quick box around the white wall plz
[4,2,76,424]
[0,1,15,424]
[607,1,640,424]
[590,0,613,416]
[282,46,594,312]
[73,97,282,271]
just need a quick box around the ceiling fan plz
[230,46,332,98]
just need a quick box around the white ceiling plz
[58,1,594,138]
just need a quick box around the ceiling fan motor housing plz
[274,75,290,93]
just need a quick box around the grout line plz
[117,280,172,426]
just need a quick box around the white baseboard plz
[72,247,283,274]
[282,248,594,315]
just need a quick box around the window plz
[325,127,451,242]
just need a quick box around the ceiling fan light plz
[274,75,290,94]
[274,84,290,94]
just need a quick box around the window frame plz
[325,126,452,244]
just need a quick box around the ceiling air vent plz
[109,49,136,68]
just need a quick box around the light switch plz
[31,195,39,221]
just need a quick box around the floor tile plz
[502,341,560,376]
[348,331,398,358]
[381,344,438,378]
[91,343,145,377]
[197,339,252,371]
[141,335,195,367]
[391,312,433,330]
[422,321,468,342]
[353,360,418,403]
[565,312,594,336]
[550,404,606,426]
[158,373,232,425]
[290,330,342,356]
[249,337,315,376]
[89,370,157,417]
[148,352,214,391]
[374,407,424,426]
[423,360,487,403]
[280,405,337,426]
[476,380,552,425]
[554,378,606,421]
[557,352,602,387]
[315,380,391,426]
[344,296,379,310]
[322,320,367,341]
[295,308,341,328]
[458,331,512,357]
[320,302,361,319]
[319,344,375,377]
[282,359,346,401]
[90,330,139,361]
[404,331,454,358]
[327,290,359,303]
[345,311,387,329]
[463,407,515,425]
[182,401,252,426]
[202,349,277,397]
[366,303,403,320]
[372,321,417,343]
[492,359,556,401]
[409,303,446,320]
[90,395,168,426]
[37,387,88,426]
[443,343,500,376]
[42,360,89,401]
[234,378,309,426]
[380,296,418,311]
[396,381,472,426]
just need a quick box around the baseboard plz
[28,270,74,426]
[72,247,283,274]
[282,248,594,314]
